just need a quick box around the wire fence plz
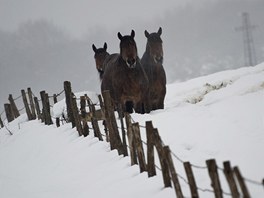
[128,110,263,197]
[0,84,263,198]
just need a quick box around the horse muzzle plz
[154,56,163,64]
[126,58,136,68]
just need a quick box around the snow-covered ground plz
[0,63,263,197]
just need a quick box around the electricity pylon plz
[236,12,257,66]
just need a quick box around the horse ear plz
[92,44,97,52]
[131,30,135,38]
[144,30,150,38]
[158,27,162,36]
[103,42,107,50]
[118,32,123,40]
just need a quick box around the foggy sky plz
[0,0,264,115]
[0,0,188,38]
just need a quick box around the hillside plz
[0,63,264,197]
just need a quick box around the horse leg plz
[141,91,151,114]
[134,101,145,114]
[143,97,151,113]
[156,97,165,109]
[125,101,133,113]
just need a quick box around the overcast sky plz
[0,0,196,38]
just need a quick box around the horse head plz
[144,27,163,64]
[92,42,109,73]
[117,30,138,68]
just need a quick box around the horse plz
[141,27,166,110]
[92,42,110,81]
[101,30,150,114]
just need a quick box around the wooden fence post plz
[184,162,199,198]
[117,105,128,157]
[233,166,250,198]
[71,96,83,136]
[223,161,239,198]
[0,116,3,128]
[164,146,184,198]
[21,89,33,120]
[64,81,74,125]
[80,96,89,137]
[132,122,147,173]
[34,97,41,120]
[87,99,103,140]
[102,90,124,155]
[125,113,138,165]
[153,128,171,188]
[45,93,53,125]
[206,159,223,198]
[53,94,60,127]
[98,94,109,142]
[146,121,156,177]
[39,92,45,123]
[40,91,53,125]
[4,103,14,122]
[27,88,36,119]
[8,94,20,118]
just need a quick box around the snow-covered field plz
[0,63,263,198]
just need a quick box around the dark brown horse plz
[101,30,150,114]
[92,42,110,81]
[141,27,166,110]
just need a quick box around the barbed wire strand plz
[13,94,22,101]
[1,91,263,194]
[244,177,264,186]
[3,121,13,136]
[0,110,5,117]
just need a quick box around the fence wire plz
[244,177,264,186]
[0,88,66,129]
[1,87,263,197]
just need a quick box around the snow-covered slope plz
[0,63,263,198]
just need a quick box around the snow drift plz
[0,63,264,198]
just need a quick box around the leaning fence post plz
[21,89,33,120]
[117,105,128,157]
[132,122,147,173]
[71,95,83,136]
[45,93,53,125]
[40,91,46,123]
[233,166,250,198]
[80,96,89,137]
[98,94,108,142]
[87,99,103,141]
[102,90,124,155]
[0,116,3,128]
[40,91,53,125]
[164,146,184,198]
[146,121,156,177]
[64,81,74,125]
[153,128,171,188]
[8,94,20,118]
[53,94,60,127]
[27,88,36,119]
[4,103,14,122]
[34,97,41,120]
[223,161,240,198]
[206,159,223,198]
[184,162,199,198]
[125,113,138,165]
